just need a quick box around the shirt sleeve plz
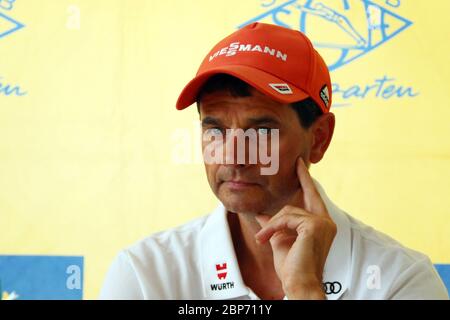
[98,250,145,300]
[387,257,449,300]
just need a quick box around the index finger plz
[297,157,328,216]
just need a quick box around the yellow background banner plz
[1,0,449,299]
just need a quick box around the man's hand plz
[254,157,337,300]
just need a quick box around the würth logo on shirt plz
[216,263,227,280]
[210,262,235,291]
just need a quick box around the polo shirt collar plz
[199,178,351,300]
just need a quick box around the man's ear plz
[308,112,335,164]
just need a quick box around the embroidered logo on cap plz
[209,42,288,62]
[269,83,293,94]
[320,85,330,108]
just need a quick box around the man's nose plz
[223,129,254,167]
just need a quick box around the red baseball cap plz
[176,22,332,113]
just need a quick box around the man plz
[100,23,448,299]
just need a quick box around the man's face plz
[199,88,312,215]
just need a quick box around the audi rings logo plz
[323,281,342,294]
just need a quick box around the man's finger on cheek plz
[297,157,328,215]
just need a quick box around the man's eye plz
[204,127,223,135]
[257,127,272,135]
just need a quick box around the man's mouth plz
[223,179,260,190]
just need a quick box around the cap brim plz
[176,65,309,110]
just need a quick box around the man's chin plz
[219,196,268,215]
[215,185,277,214]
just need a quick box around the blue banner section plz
[435,264,450,295]
[0,255,83,300]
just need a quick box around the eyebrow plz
[201,115,281,127]
[247,116,281,126]
[201,116,223,127]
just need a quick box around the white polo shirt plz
[99,179,448,300]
